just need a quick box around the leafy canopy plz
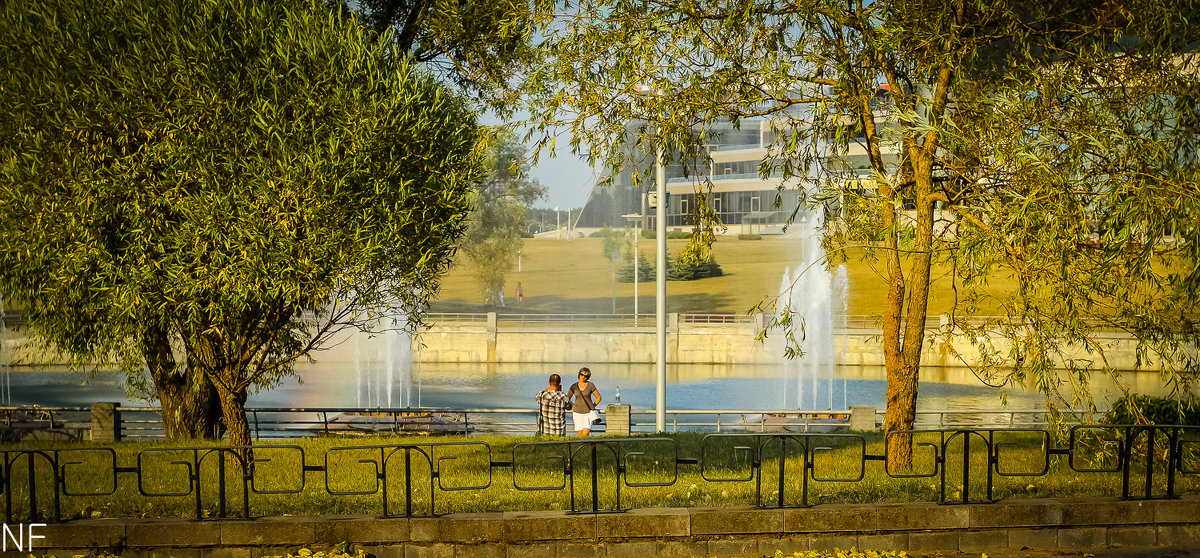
[527,0,1200,418]
[0,0,483,396]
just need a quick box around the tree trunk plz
[883,148,940,470]
[157,378,222,438]
[143,327,223,439]
[214,379,252,453]
[883,363,919,470]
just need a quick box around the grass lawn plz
[5,431,1189,521]
[431,236,1014,317]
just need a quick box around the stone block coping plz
[23,497,1200,558]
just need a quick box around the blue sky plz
[527,148,596,210]
[481,111,597,210]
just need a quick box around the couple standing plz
[535,367,602,437]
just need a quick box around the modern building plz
[575,107,900,233]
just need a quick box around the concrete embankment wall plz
[417,317,1159,371]
[33,498,1200,557]
[2,316,1161,372]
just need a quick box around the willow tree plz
[529,0,1200,465]
[356,0,555,112]
[0,0,481,445]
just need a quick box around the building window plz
[714,196,722,215]
[680,197,689,217]
[751,196,761,212]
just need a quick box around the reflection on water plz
[3,361,1158,414]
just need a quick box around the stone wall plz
[417,317,1160,371]
[32,498,1200,557]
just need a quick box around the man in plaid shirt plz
[535,374,569,436]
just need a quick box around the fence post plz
[849,405,877,431]
[605,404,631,435]
[91,402,121,442]
[487,311,498,361]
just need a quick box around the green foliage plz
[616,248,722,282]
[737,234,763,241]
[460,130,546,305]
[526,0,1200,445]
[617,254,653,283]
[776,551,907,558]
[599,226,631,261]
[669,253,723,281]
[590,227,628,239]
[263,548,365,558]
[1104,395,1200,427]
[356,0,554,113]
[0,0,482,443]
[640,229,692,240]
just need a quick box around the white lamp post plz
[621,213,644,327]
[653,139,667,432]
[636,84,668,433]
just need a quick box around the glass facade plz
[581,118,807,230]
[662,188,800,228]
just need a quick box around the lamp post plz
[653,138,667,433]
[634,83,668,433]
[621,213,643,327]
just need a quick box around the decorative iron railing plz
[3,425,1197,523]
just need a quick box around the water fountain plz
[353,317,413,409]
[774,211,849,411]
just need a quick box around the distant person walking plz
[567,367,603,436]
[535,373,569,436]
[515,282,524,305]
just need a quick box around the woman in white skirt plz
[567,367,603,436]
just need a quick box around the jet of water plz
[775,211,847,411]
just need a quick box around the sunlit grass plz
[5,429,1196,521]
[432,237,1016,316]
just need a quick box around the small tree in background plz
[460,131,546,305]
[0,0,482,446]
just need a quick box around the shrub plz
[670,254,723,280]
[617,254,654,282]
[738,233,763,240]
[640,229,693,239]
[1104,394,1200,426]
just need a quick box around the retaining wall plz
[417,318,1159,371]
[31,498,1200,557]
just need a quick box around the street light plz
[635,83,668,433]
[621,213,644,327]
[653,137,667,433]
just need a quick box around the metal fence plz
[414,313,1133,333]
[1,405,1096,440]
[0,312,1140,334]
[2,425,1197,522]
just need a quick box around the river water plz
[4,361,1138,415]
